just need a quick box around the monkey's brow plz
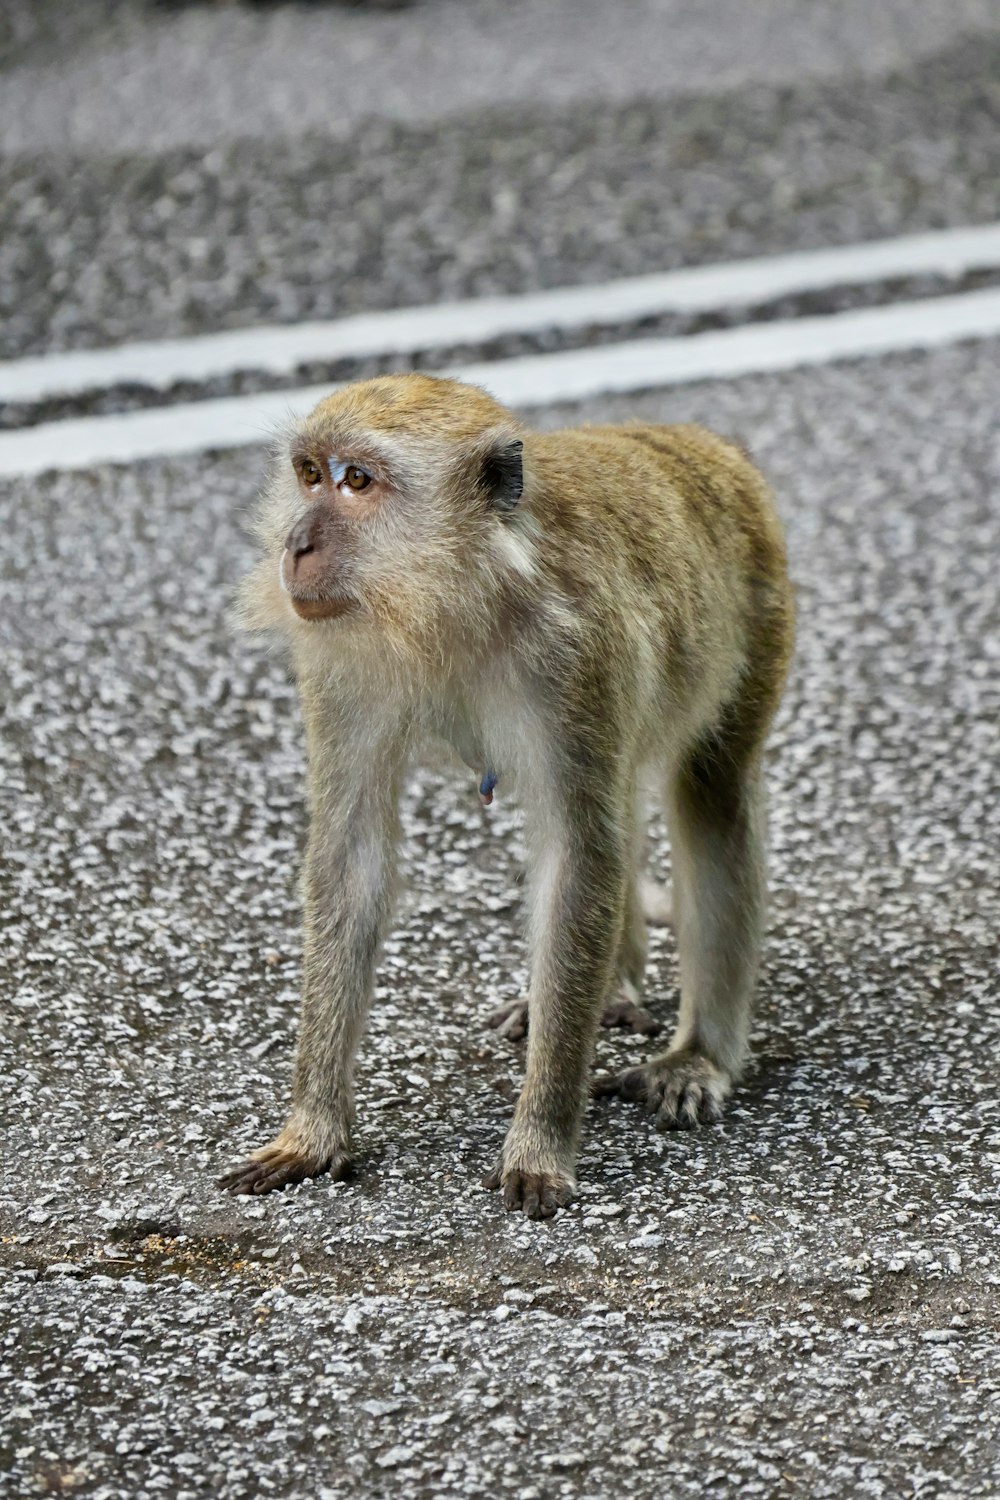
[293,436,388,475]
[327,455,374,483]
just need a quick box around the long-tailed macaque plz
[218,374,794,1219]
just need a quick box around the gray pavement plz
[2,339,999,1496]
[2,4,1000,1497]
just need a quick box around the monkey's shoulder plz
[530,421,764,486]
[526,421,776,547]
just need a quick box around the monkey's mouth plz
[288,594,355,622]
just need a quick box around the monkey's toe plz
[482,1164,573,1220]
[485,998,530,1041]
[593,1050,729,1129]
[217,1143,353,1196]
[600,994,662,1036]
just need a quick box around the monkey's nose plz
[283,510,329,591]
[283,507,326,570]
[285,512,321,559]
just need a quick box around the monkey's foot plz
[485,998,531,1041]
[593,1048,730,1128]
[482,1162,574,1221]
[217,1133,353,1196]
[487,989,660,1042]
[600,981,662,1036]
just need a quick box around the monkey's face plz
[280,448,388,623]
[270,376,526,657]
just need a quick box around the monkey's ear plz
[480,438,524,513]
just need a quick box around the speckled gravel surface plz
[2,338,999,1496]
[5,29,1000,360]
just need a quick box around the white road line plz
[4,222,1000,404]
[2,285,1000,478]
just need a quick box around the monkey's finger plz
[591,1072,623,1098]
[591,1067,648,1103]
[502,1174,539,1216]
[217,1170,251,1195]
[679,1081,703,1127]
[218,1142,290,1181]
[251,1156,315,1194]
[521,1182,542,1219]
[497,1171,572,1218]
[624,1071,659,1104]
[654,1079,724,1130]
[481,1165,502,1191]
[654,1077,688,1127]
[502,1175,524,1213]
[538,1179,573,1218]
[701,1092,724,1124]
[681,1085,723,1125]
[599,999,663,1036]
[217,1159,274,1195]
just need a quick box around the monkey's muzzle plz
[282,514,353,621]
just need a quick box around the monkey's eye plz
[300,458,323,487]
[344,465,371,492]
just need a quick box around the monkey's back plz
[526,421,795,752]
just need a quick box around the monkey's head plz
[241,374,529,668]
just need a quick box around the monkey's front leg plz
[219,754,402,1196]
[485,803,626,1219]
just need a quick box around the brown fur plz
[218,374,794,1219]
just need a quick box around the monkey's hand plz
[217,1125,353,1196]
[482,1161,574,1221]
[482,1129,576,1221]
[593,1048,731,1129]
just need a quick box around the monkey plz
[217,372,794,1220]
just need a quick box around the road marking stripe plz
[2,285,999,477]
[3,222,1000,404]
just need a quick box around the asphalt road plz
[1,4,999,1498]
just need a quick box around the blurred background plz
[3,0,1000,358]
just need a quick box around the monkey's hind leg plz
[594,740,767,1127]
[485,866,660,1042]
[599,863,662,1035]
